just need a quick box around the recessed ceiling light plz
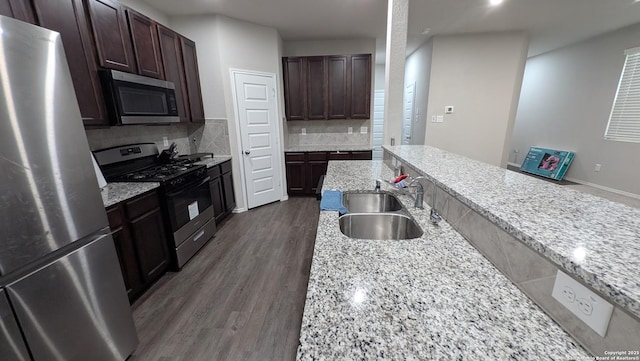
[489,0,504,5]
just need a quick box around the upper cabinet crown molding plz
[283,54,371,121]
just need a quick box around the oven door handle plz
[166,176,211,198]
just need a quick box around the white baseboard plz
[506,162,640,200]
[232,207,247,213]
[281,195,289,201]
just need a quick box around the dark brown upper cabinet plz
[86,0,136,73]
[180,36,205,123]
[32,0,108,126]
[282,54,371,121]
[306,56,327,120]
[350,54,372,119]
[157,25,189,122]
[0,0,35,23]
[283,57,306,121]
[327,55,348,119]
[126,8,164,79]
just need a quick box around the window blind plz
[605,47,640,143]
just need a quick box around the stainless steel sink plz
[343,191,403,213]
[339,213,423,240]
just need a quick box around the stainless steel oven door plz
[165,176,213,234]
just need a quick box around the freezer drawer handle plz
[193,230,205,242]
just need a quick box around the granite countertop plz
[297,160,589,359]
[384,145,640,319]
[285,145,373,152]
[194,155,232,168]
[101,182,160,208]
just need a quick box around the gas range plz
[94,143,216,270]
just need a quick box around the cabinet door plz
[180,36,205,123]
[350,54,371,119]
[210,176,225,223]
[86,0,135,73]
[306,56,326,120]
[110,226,143,301]
[32,0,108,126]
[327,55,348,119]
[283,57,306,121]
[0,0,35,23]
[309,160,328,194]
[285,161,306,195]
[222,171,236,213]
[350,150,372,160]
[129,208,169,283]
[157,25,189,122]
[126,8,164,79]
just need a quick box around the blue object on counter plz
[320,190,348,213]
[520,146,575,181]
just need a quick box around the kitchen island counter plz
[383,145,640,320]
[297,160,590,359]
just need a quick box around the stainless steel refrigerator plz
[0,16,138,360]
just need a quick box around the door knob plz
[244,150,251,155]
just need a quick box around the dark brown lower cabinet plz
[106,189,169,303]
[285,150,372,196]
[207,159,236,224]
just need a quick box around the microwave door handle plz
[166,176,211,198]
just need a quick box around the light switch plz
[436,115,444,123]
[301,128,306,135]
[348,127,353,134]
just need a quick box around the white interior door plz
[233,71,282,209]
[402,83,415,145]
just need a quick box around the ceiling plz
[142,0,640,61]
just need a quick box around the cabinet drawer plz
[285,152,305,162]
[307,152,328,161]
[329,151,350,160]
[106,204,124,229]
[207,165,221,179]
[125,191,160,220]
[350,150,372,160]
[220,159,232,174]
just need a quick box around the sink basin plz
[339,213,423,240]
[343,191,403,213]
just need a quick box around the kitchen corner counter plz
[298,160,590,359]
[383,145,640,320]
[101,182,160,208]
[194,155,232,168]
[285,145,373,152]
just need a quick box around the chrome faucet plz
[374,179,381,192]
[408,176,442,225]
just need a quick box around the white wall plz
[404,40,433,145]
[426,32,528,167]
[512,23,640,196]
[171,15,285,211]
[283,39,376,57]
[374,64,385,90]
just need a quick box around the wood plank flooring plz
[129,197,319,361]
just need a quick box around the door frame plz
[229,68,286,211]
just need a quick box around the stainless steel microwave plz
[100,69,180,125]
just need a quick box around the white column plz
[383,0,409,146]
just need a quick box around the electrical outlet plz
[163,136,169,147]
[348,127,353,134]
[595,163,601,172]
[551,270,613,337]
[301,128,306,135]
[360,126,368,134]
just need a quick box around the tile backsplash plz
[188,118,231,156]
[85,119,232,157]
[286,119,371,147]
[85,124,191,154]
